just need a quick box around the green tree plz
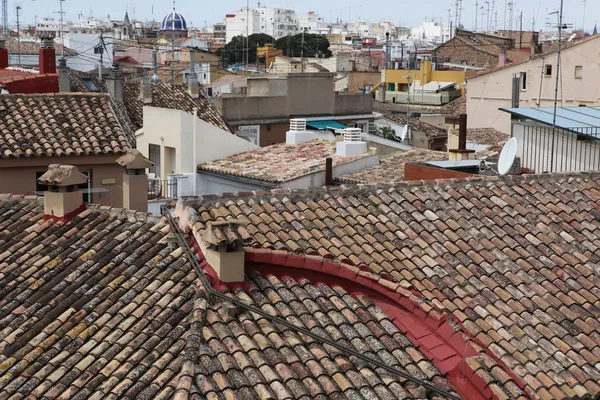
[274,33,332,59]
[376,126,399,141]
[217,33,274,66]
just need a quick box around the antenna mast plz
[549,1,572,172]
[1,0,7,38]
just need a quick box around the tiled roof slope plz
[467,128,510,146]
[183,171,600,399]
[198,140,376,183]
[440,96,465,119]
[0,94,132,158]
[68,70,108,93]
[0,196,456,399]
[122,82,230,132]
[337,149,448,184]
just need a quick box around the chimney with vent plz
[39,38,57,74]
[38,165,88,218]
[187,48,199,98]
[150,50,160,82]
[498,48,506,67]
[117,149,153,212]
[139,76,152,104]
[106,67,124,102]
[0,39,8,69]
[201,220,250,283]
[57,58,70,92]
[336,128,368,156]
[448,113,475,161]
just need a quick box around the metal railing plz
[148,179,179,200]
[516,124,600,173]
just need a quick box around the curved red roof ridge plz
[190,239,535,400]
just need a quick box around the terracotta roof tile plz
[122,82,230,132]
[0,195,460,399]
[440,96,466,119]
[372,103,448,139]
[466,128,510,146]
[336,149,448,184]
[0,93,132,158]
[198,139,377,183]
[182,171,600,399]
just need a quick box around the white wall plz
[137,106,257,178]
[513,122,600,173]
[63,33,114,72]
[467,36,600,134]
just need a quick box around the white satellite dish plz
[498,137,518,176]
[400,124,409,141]
[567,33,577,42]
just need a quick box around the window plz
[149,144,161,177]
[575,65,583,79]
[544,64,552,76]
[520,72,527,90]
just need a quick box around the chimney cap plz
[116,149,154,169]
[202,219,250,249]
[38,164,88,186]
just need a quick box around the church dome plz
[160,10,188,32]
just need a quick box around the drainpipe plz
[325,157,333,185]
[193,107,198,173]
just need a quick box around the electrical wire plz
[160,206,462,400]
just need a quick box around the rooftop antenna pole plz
[245,0,249,70]
[549,1,570,172]
[16,6,21,67]
[59,0,66,58]
[503,0,507,31]
[475,0,479,32]
[582,0,586,32]
[485,1,490,32]
[1,0,7,38]
[171,0,176,108]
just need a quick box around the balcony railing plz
[148,179,179,200]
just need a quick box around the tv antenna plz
[480,137,518,175]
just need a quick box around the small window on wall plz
[544,64,552,76]
[575,65,583,79]
[520,72,527,90]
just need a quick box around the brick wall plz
[433,39,499,69]
[347,72,381,93]
[404,163,475,181]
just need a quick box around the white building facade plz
[298,12,328,34]
[226,7,300,42]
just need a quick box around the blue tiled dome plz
[160,10,188,32]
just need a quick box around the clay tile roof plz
[202,219,250,248]
[198,139,377,183]
[384,113,448,138]
[182,171,600,399]
[37,164,88,185]
[0,93,132,159]
[0,196,458,399]
[122,81,230,132]
[3,38,76,55]
[68,70,108,93]
[440,96,466,119]
[467,127,510,146]
[0,68,37,81]
[336,149,448,184]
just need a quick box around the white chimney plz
[201,220,250,283]
[286,118,333,144]
[139,76,152,104]
[38,165,88,218]
[336,128,368,156]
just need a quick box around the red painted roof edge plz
[185,231,535,400]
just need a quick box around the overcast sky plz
[10,0,596,33]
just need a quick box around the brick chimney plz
[39,38,57,75]
[116,149,153,212]
[0,39,8,69]
[201,220,251,283]
[38,165,88,218]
